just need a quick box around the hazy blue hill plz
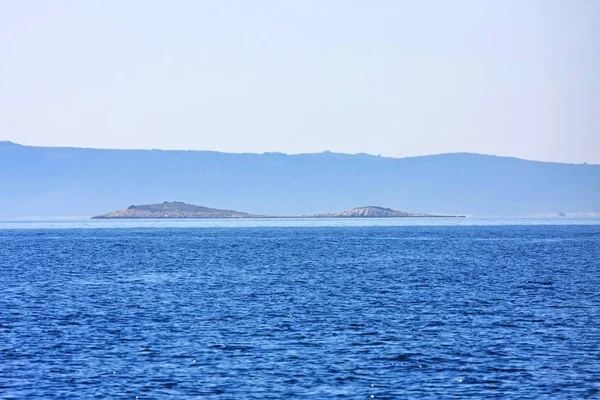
[0,141,598,218]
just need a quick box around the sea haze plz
[1,223,599,398]
[1,141,599,218]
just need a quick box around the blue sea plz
[1,218,599,399]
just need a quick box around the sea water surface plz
[1,219,599,398]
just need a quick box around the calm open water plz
[1,220,599,398]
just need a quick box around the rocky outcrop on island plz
[92,201,258,219]
[309,206,461,218]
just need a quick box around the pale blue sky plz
[1,0,598,163]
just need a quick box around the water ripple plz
[1,225,599,398]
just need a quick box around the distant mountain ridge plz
[1,142,598,218]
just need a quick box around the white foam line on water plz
[0,217,599,229]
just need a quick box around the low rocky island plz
[92,201,260,219]
[308,206,462,218]
[92,202,463,219]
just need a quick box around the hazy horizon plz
[1,1,599,164]
[2,143,598,219]
[2,139,599,166]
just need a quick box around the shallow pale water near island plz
[1,219,599,398]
